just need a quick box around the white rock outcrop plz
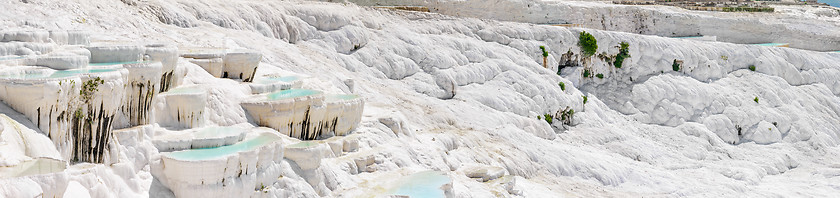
[154,85,208,129]
[154,131,284,198]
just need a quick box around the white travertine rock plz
[120,61,163,127]
[65,31,90,46]
[152,126,247,152]
[284,141,331,170]
[85,43,145,63]
[1,30,49,43]
[54,45,91,58]
[249,75,302,94]
[35,54,88,70]
[0,42,56,56]
[0,66,126,163]
[155,85,207,129]
[144,44,178,92]
[179,48,225,59]
[325,94,364,136]
[460,164,506,182]
[0,66,78,160]
[222,50,261,82]
[242,90,364,140]
[0,55,35,66]
[156,132,284,198]
[241,89,326,140]
[186,57,224,78]
[0,114,62,167]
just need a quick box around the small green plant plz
[613,42,630,68]
[559,107,575,126]
[582,95,588,104]
[559,82,566,91]
[80,77,104,102]
[543,113,553,124]
[749,65,756,71]
[537,115,541,120]
[583,69,591,78]
[539,46,548,57]
[721,55,728,61]
[754,97,759,103]
[596,73,604,79]
[578,31,598,57]
[672,59,681,72]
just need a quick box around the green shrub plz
[578,31,598,57]
[543,113,553,124]
[540,46,548,57]
[754,97,759,103]
[614,42,630,68]
[749,65,756,71]
[80,77,104,102]
[672,59,681,72]
[596,73,604,79]
[583,69,591,78]
[559,82,566,91]
[560,107,575,126]
[582,95,588,104]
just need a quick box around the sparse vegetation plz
[749,65,756,71]
[721,55,728,61]
[543,113,553,124]
[559,82,566,91]
[583,69,591,78]
[582,95,588,104]
[596,73,604,79]
[540,46,548,57]
[80,77,104,102]
[540,46,549,68]
[614,42,630,68]
[672,59,681,71]
[754,97,759,103]
[559,107,575,126]
[578,31,598,57]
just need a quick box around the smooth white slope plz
[0,0,839,197]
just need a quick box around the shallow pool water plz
[0,56,24,61]
[165,133,280,161]
[388,171,451,198]
[0,68,118,79]
[326,94,360,102]
[50,68,119,78]
[0,158,66,178]
[266,89,322,101]
[88,61,149,66]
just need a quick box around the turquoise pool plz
[266,89,322,101]
[165,133,280,161]
[0,56,24,61]
[326,94,360,102]
[50,68,119,78]
[0,68,118,79]
[88,61,148,66]
[388,171,451,198]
